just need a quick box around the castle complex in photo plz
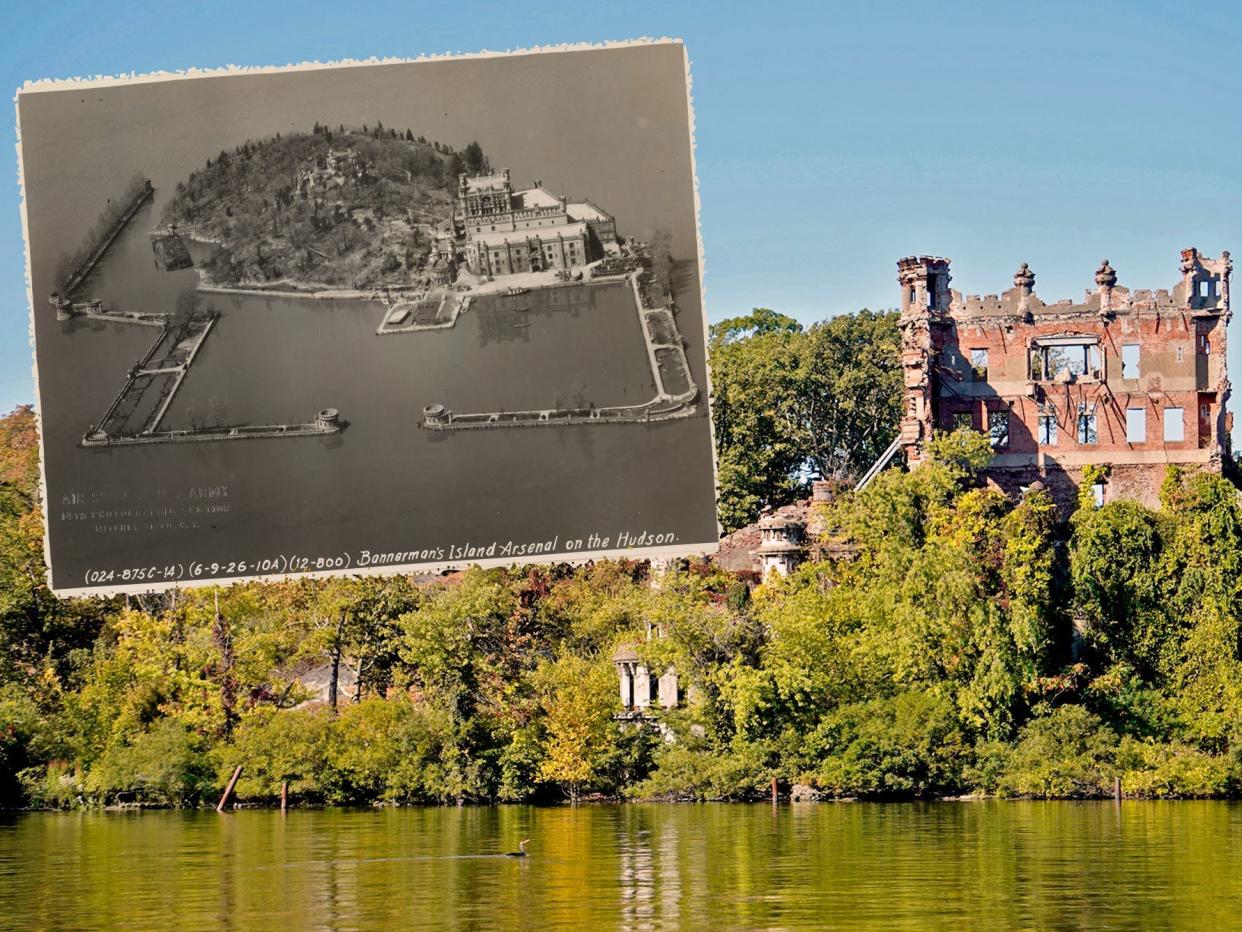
[456,169,615,277]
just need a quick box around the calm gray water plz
[1,803,1238,929]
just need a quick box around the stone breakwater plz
[47,184,345,448]
[81,410,343,447]
[59,179,155,297]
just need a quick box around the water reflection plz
[3,802,1238,928]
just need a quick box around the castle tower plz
[755,512,807,577]
[1178,248,1233,463]
[1179,247,1232,315]
[896,256,952,465]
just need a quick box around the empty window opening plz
[1121,344,1141,379]
[1126,407,1146,443]
[1164,407,1184,443]
[1038,412,1058,446]
[1092,481,1106,508]
[927,274,939,309]
[952,412,974,432]
[988,410,1010,450]
[1031,339,1101,381]
[970,348,989,381]
[1077,405,1098,444]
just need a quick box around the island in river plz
[160,124,471,292]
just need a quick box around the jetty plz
[47,296,167,326]
[59,178,155,297]
[376,291,469,334]
[76,307,344,447]
[422,271,698,431]
[85,311,219,442]
[82,408,342,447]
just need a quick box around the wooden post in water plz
[217,765,242,812]
[1113,775,1122,801]
[280,781,288,813]
[771,777,778,804]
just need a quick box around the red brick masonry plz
[895,250,1231,510]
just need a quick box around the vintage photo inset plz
[18,41,717,595]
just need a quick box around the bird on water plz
[505,839,531,858]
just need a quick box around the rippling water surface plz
[2,802,1239,929]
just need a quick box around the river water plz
[1,803,1238,928]
[25,161,716,592]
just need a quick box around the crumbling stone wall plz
[896,249,1232,512]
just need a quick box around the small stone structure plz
[716,480,848,578]
[896,249,1232,510]
[755,513,807,577]
[612,642,680,721]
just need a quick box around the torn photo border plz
[17,39,720,597]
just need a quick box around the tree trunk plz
[212,591,238,737]
[328,610,346,712]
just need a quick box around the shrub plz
[993,705,1117,798]
[217,707,331,803]
[803,690,971,798]
[1115,737,1238,799]
[85,719,214,806]
[324,697,474,805]
[629,742,771,801]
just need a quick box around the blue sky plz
[4,0,1240,421]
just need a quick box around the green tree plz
[535,654,618,801]
[709,309,903,531]
[462,140,487,174]
[709,309,807,531]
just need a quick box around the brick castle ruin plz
[720,248,1233,577]
[897,249,1231,510]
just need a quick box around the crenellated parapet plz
[940,248,1232,322]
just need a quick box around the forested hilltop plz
[161,125,489,289]
[3,392,1241,808]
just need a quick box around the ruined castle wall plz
[894,250,1232,512]
[984,462,1212,515]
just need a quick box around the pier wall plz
[81,418,341,447]
[59,178,154,297]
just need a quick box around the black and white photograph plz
[18,40,717,595]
